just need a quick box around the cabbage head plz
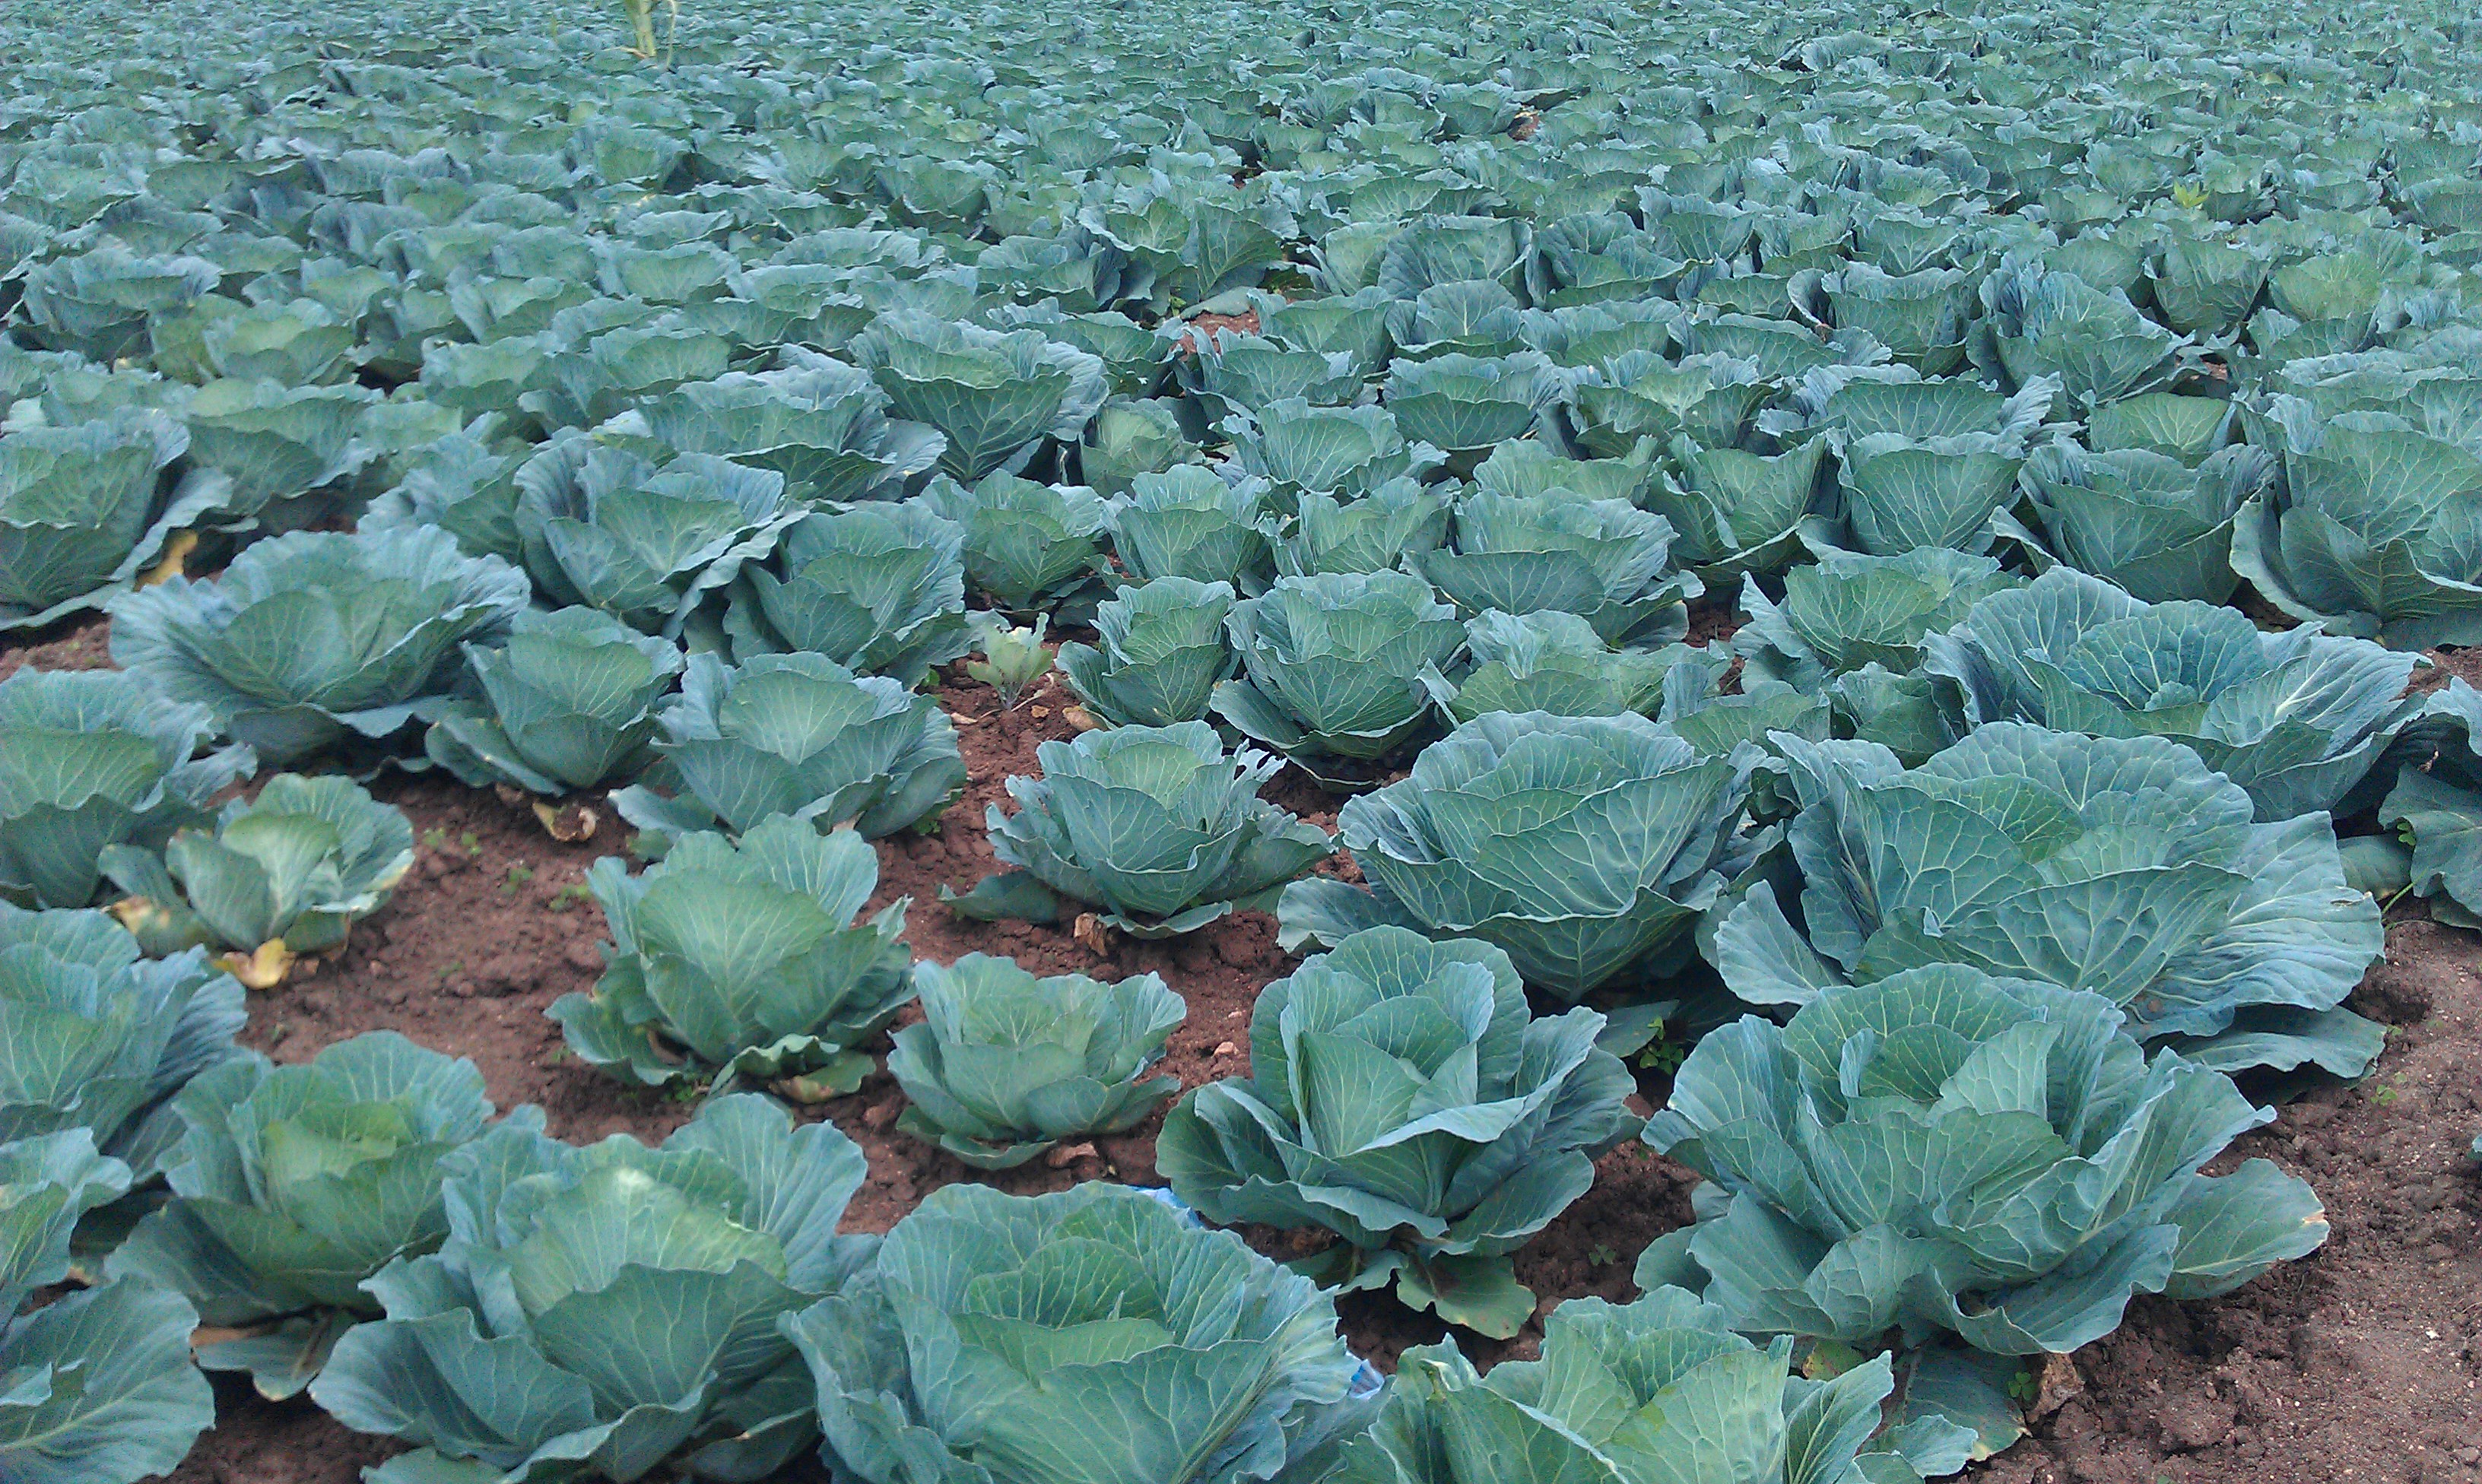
[426,606,687,797]
[106,1032,496,1398]
[1108,464,1277,594]
[1925,567,2423,820]
[0,902,243,1183]
[1416,489,1700,646]
[1642,969,2328,1362]
[1734,545,2021,764]
[0,1130,214,1484]
[1382,350,1572,473]
[1271,482,1452,578]
[1212,570,1465,782]
[722,502,973,684]
[611,652,963,846]
[1335,1286,1941,1484]
[1709,725,2388,1077]
[17,245,219,360]
[98,773,414,979]
[1055,576,1237,728]
[1642,433,1833,583]
[0,410,233,631]
[1220,399,1443,503]
[553,817,912,1096]
[783,1181,1371,1484]
[888,953,1184,1168]
[1425,610,1680,725]
[312,1096,879,1483]
[177,378,378,532]
[2229,402,2482,649]
[513,436,801,639]
[911,470,1112,620]
[952,721,1335,937]
[629,347,946,503]
[1999,441,2271,605]
[1280,711,1762,999]
[1976,258,2182,407]
[108,525,531,765]
[1161,927,1639,1337]
[851,311,1108,480]
[0,667,253,909]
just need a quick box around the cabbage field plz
[4,0,2482,1479]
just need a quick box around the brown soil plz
[3,608,2477,1484]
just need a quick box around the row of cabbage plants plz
[6,0,2482,1478]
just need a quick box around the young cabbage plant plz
[512,435,802,639]
[0,1130,214,1484]
[176,377,379,533]
[311,1096,880,1484]
[1975,257,2184,408]
[1270,481,1453,577]
[1381,350,1573,474]
[553,817,912,1098]
[1642,432,1833,584]
[106,1032,497,1399]
[722,501,973,684]
[0,409,234,631]
[0,667,254,909]
[2230,397,2482,649]
[610,652,964,848]
[1334,1285,1957,1484]
[1281,710,1762,1000]
[911,470,1112,621]
[1211,569,1465,785]
[1925,566,2426,821]
[0,902,244,1187]
[1734,544,2023,765]
[425,605,687,801]
[2372,677,2482,930]
[1996,441,2271,605]
[627,347,947,503]
[1107,464,1277,594]
[98,774,414,988]
[888,954,1184,1168]
[1079,395,1206,497]
[1415,488,1701,646]
[1638,968,2328,1442]
[1161,927,1640,1337]
[963,612,1054,709]
[947,720,1335,937]
[850,310,1109,480]
[1424,609,1683,724]
[108,525,530,766]
[1708,725,2388,1079]
[1053,575,1238,728]
[783,1181,1375,1484]
[1219,398,1445,504]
